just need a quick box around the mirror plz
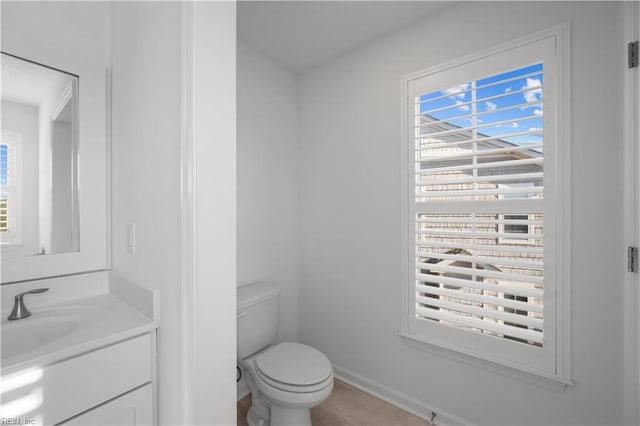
[1,32,107,284]
[1,52,79,259]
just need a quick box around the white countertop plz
[1,293,158,376]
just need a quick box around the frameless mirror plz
[1,52,79,259]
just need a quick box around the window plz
[1,143,10,233]
[502,214,529,235]
[498,184,535,243]
[1,131,22,245]
[401,28,570,381]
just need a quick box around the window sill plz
[398,330,573,392]
[1,242,23,248]
[497,239,536,246]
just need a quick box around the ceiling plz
[2,53,74,109]
[238,1,453,74]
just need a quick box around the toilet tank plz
[237,282,281,359]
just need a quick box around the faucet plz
[8,288,49,321]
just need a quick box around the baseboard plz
[332,363,473,426]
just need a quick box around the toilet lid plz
[256,342,332,386]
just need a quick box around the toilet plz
[237,282,334,426]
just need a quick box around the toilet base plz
[240,347,333,426]
[246,395,313,426]
[270,405,311,426]
[247,404,270,426]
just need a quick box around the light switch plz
[127,223,136,254]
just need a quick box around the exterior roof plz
[419,114,543,160]
[421,248,501,274]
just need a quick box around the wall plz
[1,101,39,257]
[0,1,111,61]
[1,1,110,259]
[110,3,184,424]
[189,3,237,423]
[298,2,624,425]
[237,42,299,344]
[38,77,75,255]
[50,118,73,253]
[2,2,237,423]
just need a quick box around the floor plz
[237,379,431,426]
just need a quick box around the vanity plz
[1,10,158,426]
[1,274,159,425]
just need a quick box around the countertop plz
[1,293,158,376]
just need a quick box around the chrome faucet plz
[8,288,49,321]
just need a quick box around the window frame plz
[497,183,537,245]
[399,24,571,386]
[498,213,534,245]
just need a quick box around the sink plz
[1,317,79,360]
[0,295,156,374]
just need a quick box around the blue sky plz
[0,144,7,186]
[419,63,544,148]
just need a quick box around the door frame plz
[624,2,640,424]
[180,1,237,424]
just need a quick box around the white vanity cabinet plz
[63,384,153,426]
[54,334,155,425]
[0,277,159,426]
[1,330,157,426]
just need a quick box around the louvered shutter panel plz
[0,143,11,234]
[1,133,21,244]
[403,30,570,379]
[411,60,547,347]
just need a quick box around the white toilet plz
[237,282,334,426]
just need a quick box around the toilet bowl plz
[241,342,333,426]
[237,282,334,426]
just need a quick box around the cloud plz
[523,78,542,103]
[486,101,497,111]
[494,122,518,129]
[505,87,512,93]
[455,100,470,111]
[443,83,471,99]
[529,127,543,132]
[533,108,543,116]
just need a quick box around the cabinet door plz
[62,384,153,426]
[1,334,152,425]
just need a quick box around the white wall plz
[237,42,299,344]
[0,1,111,61]
[298,2,625,425]
[189,3,237,423]
[38,78,75,255]
[2,3,237,423]
[1,101,39,257]
[1,1,110,259]
[50,118,73,253]
[110,3,184,424]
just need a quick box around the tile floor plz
[237,379,431,426]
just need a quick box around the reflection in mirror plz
[1,52,79,259]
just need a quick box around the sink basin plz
[1,317,79,360]
[0,295,156,374]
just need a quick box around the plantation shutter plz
[0,143,9,233]
[1,132,21,245]
[405,35,560,373]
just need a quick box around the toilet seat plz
[256,365,333,393]
[255,342,332,393]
